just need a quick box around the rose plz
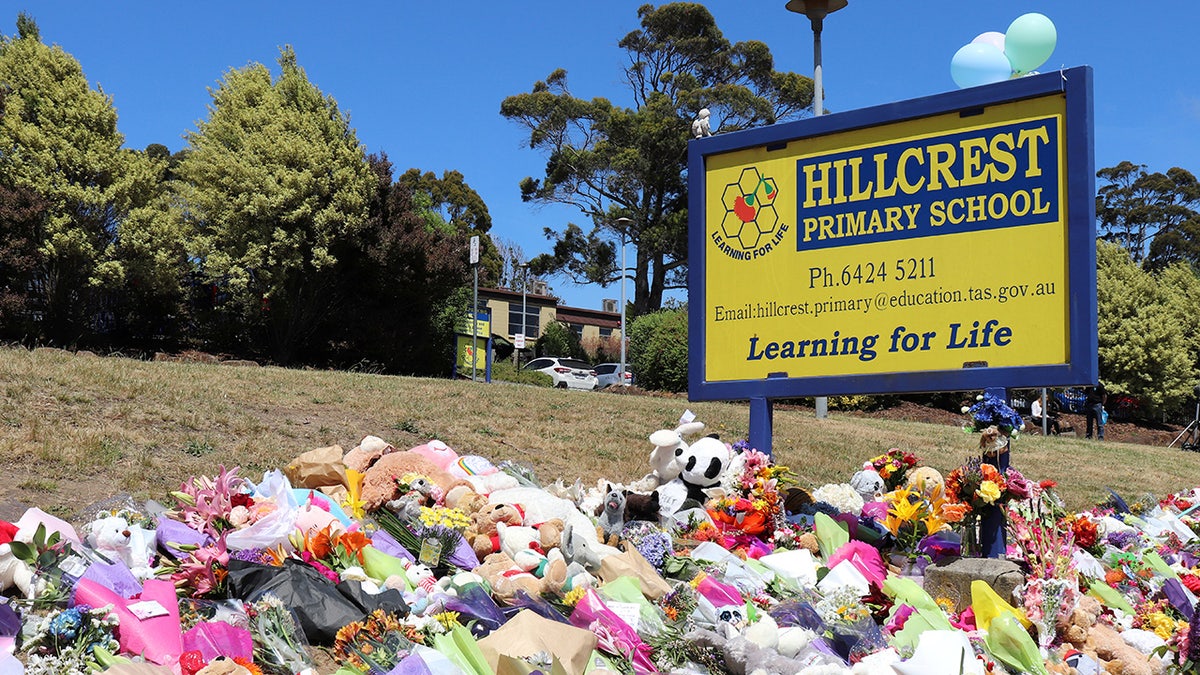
[977,480,1002,504]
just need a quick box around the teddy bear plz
[473,549,567,603]
[343,435,396,472]
[622,490,660,523]
[468,503,525,559]
[850,464,886,503]
[83,515,156,580]
[195,656,253,675]
[636,420,707,491]
[1069,595,1163,675]
[905,466,945,498]
[595,486,626,547]
[407,441,518,496]
[537,518,565,552]
[0,542,35,599]
[677,435,733,504]
[356,449,465,512]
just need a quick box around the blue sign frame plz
[687,67,1095,401]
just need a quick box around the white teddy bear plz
[84,515,156,580]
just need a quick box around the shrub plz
[490,360,553,387]
[628,307,688,392]
[536,321,587,360]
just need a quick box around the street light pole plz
[520,262,529,365]
[785,0,847,118]
[787,0,846,419]
[616,217,632,385]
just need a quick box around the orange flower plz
[940,503,971,523]
[336,530,370,564]
[1106,568,1127,586]
[305,524,335,560]
[232,657,263,675]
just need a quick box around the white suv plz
[522,357,598,390]
[594,363,634,388]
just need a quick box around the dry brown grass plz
[2,345,1199,520]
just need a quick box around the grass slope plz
[2,346,1198,519]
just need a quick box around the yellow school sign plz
[688,67,1096,401]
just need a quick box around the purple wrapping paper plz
[387,653,434,675]
[183,622,254,661]
[0,603,19,637]
[155,518,211,560]
[443,584,506,637]
[81,559,143,599]
[368,529,415,562]
[445,532,479,571]
[1164,578,1195,622]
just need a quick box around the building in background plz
[479,286,622,360]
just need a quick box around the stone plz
[922,556,1024,612]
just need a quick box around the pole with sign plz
[470,235,480,382]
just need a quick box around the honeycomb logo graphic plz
[714,167,786,261]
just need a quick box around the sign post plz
[470,235,480,382]
[687,68,1096,457]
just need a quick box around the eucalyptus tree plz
[501,2,813,315]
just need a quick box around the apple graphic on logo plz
[733,196,757,223]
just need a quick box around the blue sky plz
[12,1,1199,311]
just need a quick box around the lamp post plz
[785,0,847,118]
[616,217,632,385]
[788,0,846,420]
[520,262,529,366]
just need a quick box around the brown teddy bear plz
[1067,595,1164,675]
[538,518,565,552]
[473,550,567,604]
[356,449,464,512]
[468,503,525,559]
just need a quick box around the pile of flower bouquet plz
[3,422,1200,675]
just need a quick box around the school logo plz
[714,167,788,261]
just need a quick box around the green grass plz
[1,345,1197,521]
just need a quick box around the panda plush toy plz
[677,435,733,503]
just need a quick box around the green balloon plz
[1005,13,1057,73]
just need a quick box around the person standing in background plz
[1085,383,1107,440]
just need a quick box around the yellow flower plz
[1147,612,1175,640]
[977,480,1001,504]
[563,587,587,607]
[342,468,367,520]
[434,611,461,630]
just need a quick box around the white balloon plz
[971,30,1006,53]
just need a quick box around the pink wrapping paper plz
[569,589,659,675]
[182,621,253,662]
[73,578,183,665]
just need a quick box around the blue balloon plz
[950,42,1012,89]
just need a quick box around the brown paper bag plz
[283,444,346,489]
[495,654,570,675]
[597,545,671,600]
[477,609,597,675]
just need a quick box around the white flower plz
[811,483,864,515]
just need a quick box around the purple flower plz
[1106,529,1138,550]
[1188,601,1200,662]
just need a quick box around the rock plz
[922,557,1024,612]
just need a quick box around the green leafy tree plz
[398,168,502,285]
[0,182,46,340]
[0,13,163,344]
[331,153,472,375]
[178,46,374,363]
[627,306,688,392]
[1097,161,1200,268]
[1096,240,1200,415]
[501,2,812,316]
[535,320,586,360]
